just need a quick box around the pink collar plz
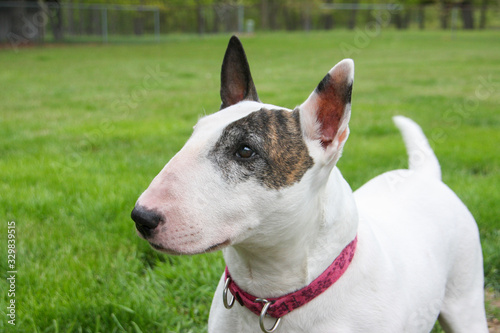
[224,235,357,319]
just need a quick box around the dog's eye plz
[236,145,256,159]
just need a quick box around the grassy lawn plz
[0,30,498,332]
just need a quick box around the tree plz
[439,0,451,29]
[53,4,63,40]
[460,0,474,29]
[348,0,359,30]
[0,0,47,44]
[479,0,488,28]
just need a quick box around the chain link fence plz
[1,1,499,46]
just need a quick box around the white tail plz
[393,116,441,180]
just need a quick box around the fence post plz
[154,7,160,42]
[238,5,244,33]
[450,6,458,38]
[101,6,108,43]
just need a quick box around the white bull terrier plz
[131,36,488,333]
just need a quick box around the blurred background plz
[1,1,499,332]
[1,0,499,45]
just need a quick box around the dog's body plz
[131,37,487,332]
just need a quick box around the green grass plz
[0,31,499,332]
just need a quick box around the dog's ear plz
[220,36,260,109]
[299,59,354,163]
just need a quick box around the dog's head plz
[131,36,354,255]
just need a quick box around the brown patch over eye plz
[209,108,314,189]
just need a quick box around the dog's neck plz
[223,167,359,297]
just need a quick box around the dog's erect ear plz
[220,36,260,109]
[299,59,354,162]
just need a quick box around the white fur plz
[207,114,487,332]
[135,101,292,254]
[136,60,487,332]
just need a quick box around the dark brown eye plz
[236,145,255,159]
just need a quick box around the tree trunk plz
[283,7,294,31]
[212,6,219,33]
[261,0,269,30]
[479,0,487,29]
[322,0,334,30]
[134,11,144,36]
[196,2,204,35]
[67,0,74,36]
[11,1,26,38]
[440,1,450,29]
[348,0,358,30]
[394,11,403,29]
[79,6,84,35]
[418,4,425,30]
[269,0,278,30]
[288,7,300,31]
[460,0,474,29]
[52,3,64,41]
[92,9,99,35]
[303,4,311,31]
[403,9,411,29]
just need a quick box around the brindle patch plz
[209,108,314,189]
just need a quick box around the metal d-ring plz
[223,277,235,309]
[255,298,282,333]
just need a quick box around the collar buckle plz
[223,276,235,309]
[255,298,282,333]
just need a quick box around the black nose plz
[131,205,163,238]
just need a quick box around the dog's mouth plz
[149,239,231,255]
[204,239,231,252]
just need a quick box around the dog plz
[131,36,488,333]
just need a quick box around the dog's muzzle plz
[131,205,162,238]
